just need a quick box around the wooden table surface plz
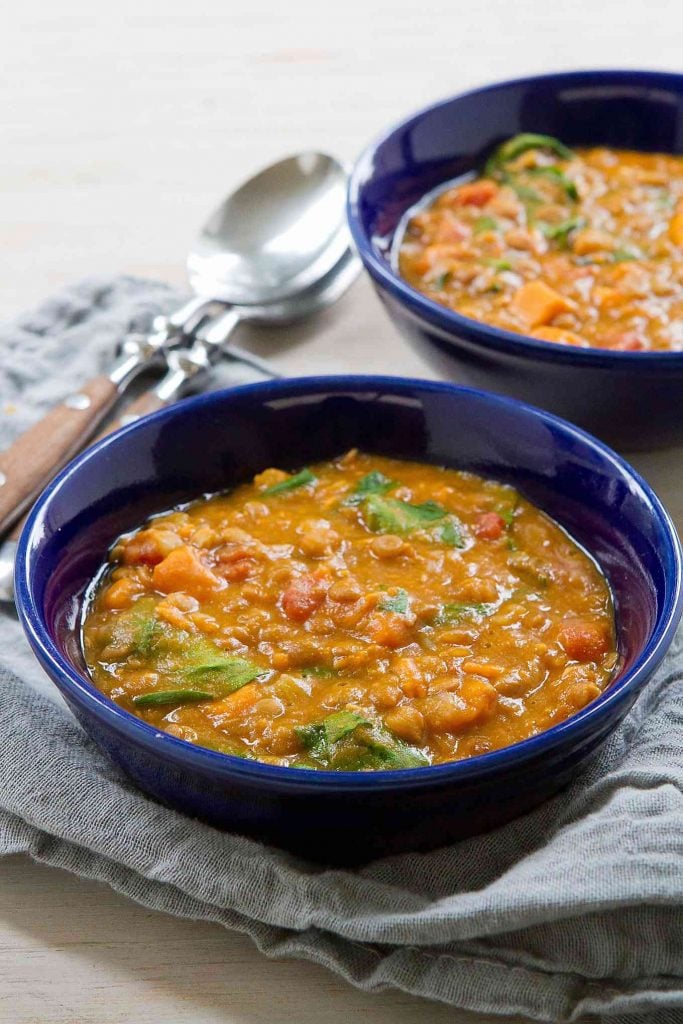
[1,1,682,1021]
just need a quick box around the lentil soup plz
[398,134,683,352]
[82,451,617,770]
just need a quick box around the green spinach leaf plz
[611,248,638,263]
[362,495,446,535]
[435,516,465,548]
[343,470,397,506]
[474,215,498,234]
[378,588,410,615]
[539,216,584,244]
[182,651,263,693]
[294,712,428,771]
[436,602,493,625]
[133,688,213,707]
[485,133,574,177]
[323,711,371,744]
[262,468,316,496]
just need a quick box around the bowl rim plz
[347,67,683,369]
[15,374,683,790]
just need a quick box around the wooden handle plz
[112,389,167,428]
[7,516,24,543]
[3,390,167,553]
[93,390,168,441]
[0,376,118,534]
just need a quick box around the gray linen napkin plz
[1,276,681,1024]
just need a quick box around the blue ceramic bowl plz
[348,70,683,451]
[15,377,683,863]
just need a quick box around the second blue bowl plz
[348,70,683,450]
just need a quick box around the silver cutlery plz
[0,151,354,536]
[0,152,359,601]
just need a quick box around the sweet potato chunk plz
[532,326,589,347]
[101,577,140,610]
[669,203,683,246]
[571,228,615,255]
[511,281,574,328]
[422,676,497,734]
[557,618,610,663]
[152,545,221,599]
[369,611,415,649]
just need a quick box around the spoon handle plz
[0,389,169,604]
[0,307,282,602]
[0,375,120,535]
[0,298,216,536]
[100,391,169,433]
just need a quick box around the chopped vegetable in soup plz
[398,135,683,351]
[82,451,618,769]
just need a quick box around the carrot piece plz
[152,545,221,599]
[461,660,504,679]
[557,619,610,662]
[669,203,683,245]
[571,228,615,256]
[101,577,139,610]
[511,281,574,328]
[591,287,622,310]
[451,181,498,207]
[206,682,262,719]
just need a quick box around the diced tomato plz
[557,619,610,662]
[220,558,256,583]
[605,332,646,351]
[452,181,498,207]
[214,542,260,582]
[281,574,328,622]
[474,512,506,540]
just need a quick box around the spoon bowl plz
[188,153,350,307]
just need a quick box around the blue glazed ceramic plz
[15,377,683,863]
[348,70,683,451]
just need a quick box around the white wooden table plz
[1,1,682,1020]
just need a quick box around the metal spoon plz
[0,151,351,536]
[114,246,361,427]
[0,250,360,603]
[0,171,359,603]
